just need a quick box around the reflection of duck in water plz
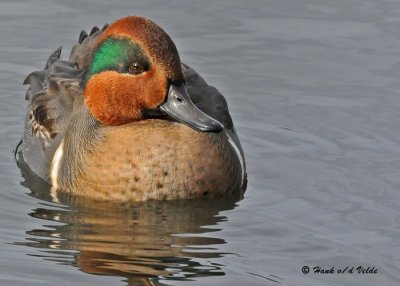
[17,15,246,201]
[16,162,240,285]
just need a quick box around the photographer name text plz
[302,265,377,274]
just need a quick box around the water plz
[1,0,400,285]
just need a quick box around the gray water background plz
[1,0,400,285]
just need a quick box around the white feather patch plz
[50,139,65,189]
[226,132,245,188]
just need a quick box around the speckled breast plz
[66,119,242,201]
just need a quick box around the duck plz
[18,16,246,201]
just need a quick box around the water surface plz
[1,0,400,285]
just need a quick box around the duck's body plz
[19,16,246,201]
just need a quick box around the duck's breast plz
[63,119,242,201]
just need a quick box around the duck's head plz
[83,16,223,132]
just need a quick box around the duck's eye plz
[129,62,146,75]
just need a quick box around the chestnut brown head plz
[84,16,223,132]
